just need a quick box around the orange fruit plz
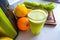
[17,17,30,31]
[14,4,28,17]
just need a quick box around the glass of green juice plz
[28,9,48,34]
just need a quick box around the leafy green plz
[45,3,55,12]
[24,2,55,12]
[24,2,39,9]
[39,3,46,9]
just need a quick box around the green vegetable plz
[24,2,33,9]
[45,3,55,12]
[0,8,17,38]
[24,2,39,9]
[39,3,46,9]
[24,2,55,12]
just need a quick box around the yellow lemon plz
[0,37,13,40]
[14,4,28,17]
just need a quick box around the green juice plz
[28,9,47,34]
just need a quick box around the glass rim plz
[28,9,48,21]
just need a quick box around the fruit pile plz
[14,4,32,31]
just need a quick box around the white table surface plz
[8,0,60,40]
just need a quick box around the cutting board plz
[45,11,56,26]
